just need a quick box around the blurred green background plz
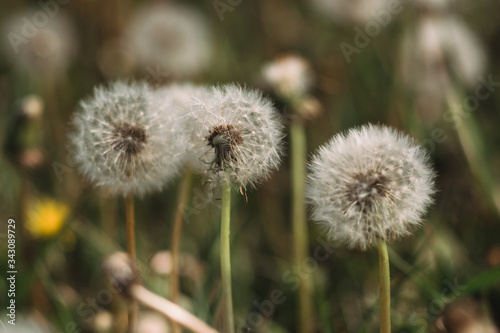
[1,0,500,332]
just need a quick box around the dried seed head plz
[261,54,314,98]
[127,3,212,78]
[182,84,285,189]
[307,124,435,250]
[399,15,486,122]
[102,252,138,297]
[69,81,183,197]
[111,123,148,156]
[3,10,77,74]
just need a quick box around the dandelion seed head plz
[127,3,212,78]
[182,84,285,189]
[307,124,435,250]
[399,15,486,122]
[3,10,76,74]
[261,54,314,98]
[150,83,210,164]
[69,81,182,197]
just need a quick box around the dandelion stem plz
[126,194,137,262]
[290,118,313,332]
[220,177,235,333]
[377,241,391,333]
[170,165,193,333]
[125,194,138,332]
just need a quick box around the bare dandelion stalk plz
[377,241,391,333]
[125,194,137,262]
[125,194,138,332]
[170,165,193,333]
[262,55,317,332]
[290,118,313,333]
[220,177,235,333]
[103,253,219,333]
[131,285,219,333]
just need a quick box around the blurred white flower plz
[127,3,213,79]
[399,14,486,121]
[20,95,44,119]
[153,83,209,120]
[307,124,435,250]
[69,81,183,197]
[310,0,390,25]
[93,311,114,333]
[261,54,314,99]
[138,312,171,333]
[182,84,285,189]
[2,10,76,74]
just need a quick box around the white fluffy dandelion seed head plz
[400,15,486,94]
[127,3,212,78]
[69,81,183,197]
[3,10,77,74]
[150,82,210,164]
[398,15,485,122]
[307,124,435,251]
[153,83,210,118]
[261,54,314,98]
[182,84,285,189]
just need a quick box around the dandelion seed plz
[182,84,285,189]
[307,124,435,250]
[69,81,182,197]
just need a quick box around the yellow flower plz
[26,198,70,239]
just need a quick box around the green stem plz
[125,194,137,332]
[377,241,391,333]
[290,118,313,332]
[220,178,234,333]
[170,165,193,333]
